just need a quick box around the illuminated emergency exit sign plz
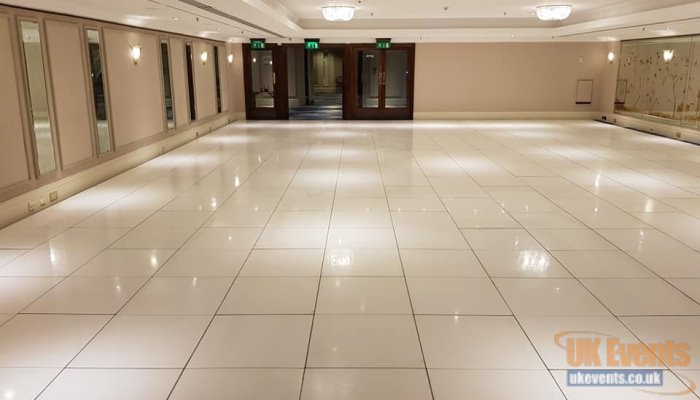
[250,39,266,49]
[305,39,321,50]
[375,38,391,49]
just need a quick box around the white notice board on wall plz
[576,79,593,105]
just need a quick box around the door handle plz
[381,72,386,86]
[273,72,276,86]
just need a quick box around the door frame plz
[242,44,288,120]
[347,43,415,120]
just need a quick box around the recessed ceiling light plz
[172,17,179,20]
[536,4,573,21]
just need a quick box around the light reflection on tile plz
[0,120,698,399]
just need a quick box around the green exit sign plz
[376,38,391,49]
[250,39,266,50]
[305,39,320,50]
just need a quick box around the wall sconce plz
[200,50,208,64]
[663,49,674,63]
[607,51,615,63]
[130,46,142,65]
[227,53,234,64]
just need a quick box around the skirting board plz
[600,113,700,146]
[0,115,232,229]
[414,111,601,120]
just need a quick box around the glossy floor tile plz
[170,369,303,400]
[38,369,180,400]
[429,369,565,400]
[307,315,424,367]
[0,315,109,367]
[0,368,61,400]
[476,249,572,278]
[219,277,318,314]
[301,369,432,400]
[70,315,210,368]
[416,315,544,369]
[1,120,700,398]
[189,315,312,368]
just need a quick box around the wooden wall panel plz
[45,20,94,167]
[0,14,30,189]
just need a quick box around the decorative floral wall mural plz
[615,36,699,129]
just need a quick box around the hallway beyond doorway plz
[288,47,344,120]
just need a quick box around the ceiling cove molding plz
[567,0,699,24]
[554,2,700,38]
[175,0,286,37]
[249,0,299,25]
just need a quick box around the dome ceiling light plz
[322,5,356,22]
[536,4,573,21]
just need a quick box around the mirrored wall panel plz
[160,39,175,130]
[86,29,111,153]
[251,50,275,108]
[616,36,699,128]
[20,20,57,175]
[385,49,409,109]
[214,46,222,113]
[185,43,197,121]
[358,49,380,108]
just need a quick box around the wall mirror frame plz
[84,25,115,156]
[17,16,61,179]
[159,36,176,132]
[184,40,198,124]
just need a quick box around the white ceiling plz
[6,0,700,43]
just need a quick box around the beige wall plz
[104,29,164,148]
[218,45,230,112]
[194,41,217,119]
[227,43,245,117]
[0,15,30,190]
[0,4,236,211]
[414,42,618,115]
[45,20,94,167]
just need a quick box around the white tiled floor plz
[0,120,699,399]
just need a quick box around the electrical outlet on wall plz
[676,132,682,138]
[28,202,36,212]
[39,197,46,207]
[49,191,58,202]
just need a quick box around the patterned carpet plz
[290,92,343,120]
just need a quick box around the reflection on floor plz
[1,120,700,399]
[290,92,342,120]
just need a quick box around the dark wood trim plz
[274,45,289,120]
[242,42,414,120]
[349,43,415,120]
[243,44,290,120]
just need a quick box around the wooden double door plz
[243,43,414,120]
